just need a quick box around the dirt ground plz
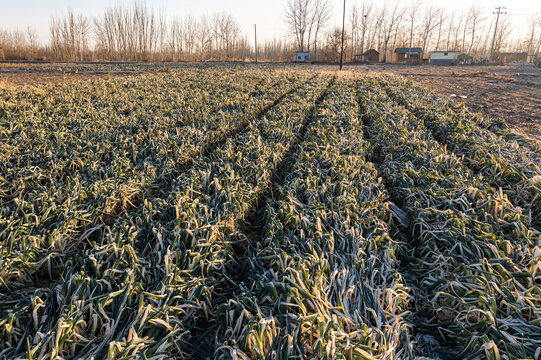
[345,63,541,140]
[0,63,144,85]
[2,62,540,140]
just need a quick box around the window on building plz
[444,52,448,56]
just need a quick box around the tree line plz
[1,0,540,63]
[1,2,266,62]
[285,0,541,62]
[346,1,541,62]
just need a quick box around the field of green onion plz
[1,65,540,359]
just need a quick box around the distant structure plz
[295,51,310,62]
[495,52,528,64]
[429,51,460,65]
[354,49,380,63]
[394,48,423,63]
[457,53,473,65]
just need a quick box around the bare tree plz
[369,6,386,53]
[406,0,422,61]
[0,29,34,60]
[183,15,198,59]
[350,1,373,58]
[494,16,512,54]
[310,0,332,60]
[381,1,403,62]
[445,11,455,50]
[419,5,441,57]
[460,10,471,52]
[466,5,483,54]
[324,26,349,61]
[168,18,183,61]
[284,0,331,59]
[536,14,541,59]
[50,10,91,60]
[350,4,360,58]
[284,0,311,51]
[434,7,445,50]
[196,14,212,61]
[9,0,541,63]
[359,2,373,54]
[221,13,241,59]
[26,27,39,59]
[452,11,465,50]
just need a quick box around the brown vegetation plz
[1,0,540,63]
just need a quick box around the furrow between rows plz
[207,76,414,359]
[0,74,330,359]
[357,75,541,359]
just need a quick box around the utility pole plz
[489,7,506,61]
[254,24,258,64]
[408,17,414,64]
[339,0,346,70]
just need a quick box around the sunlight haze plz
[1,0,540,44]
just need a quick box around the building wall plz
[430,52,459,61]
[430,58,455,65]
[501,54,527,63]
[394,52,422,63]
[367,54,378,62]
[429,52,459,65]
[296,52,309,61]
[395,53,406,62]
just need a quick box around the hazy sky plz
[1,0,540,44]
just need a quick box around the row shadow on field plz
[359,80,541,359]
[25,79,309,290]
[103,80,306,224]
[2,75,328,360]
[357,87,454,359]
[381,85,541,234]
[187,76,336,358]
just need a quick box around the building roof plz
[395,47,422,54]
[356,49,379,56]
[430,50,460,53]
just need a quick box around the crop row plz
[0,73,329,358]
[212,77,413,359]
[0,68,304,286]
[378,75,541,229]
[358,75,541,359]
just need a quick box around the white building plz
[296,52,309,62]
[429,51,460,65]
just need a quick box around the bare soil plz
[346,64,541,140]
[0,63,143,85]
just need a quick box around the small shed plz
[429,51,460,65]
[354,49,380,63]
[496,52,528,64]
[457,53,473,65]
[394,47,423,63]
[296,51,310,62]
